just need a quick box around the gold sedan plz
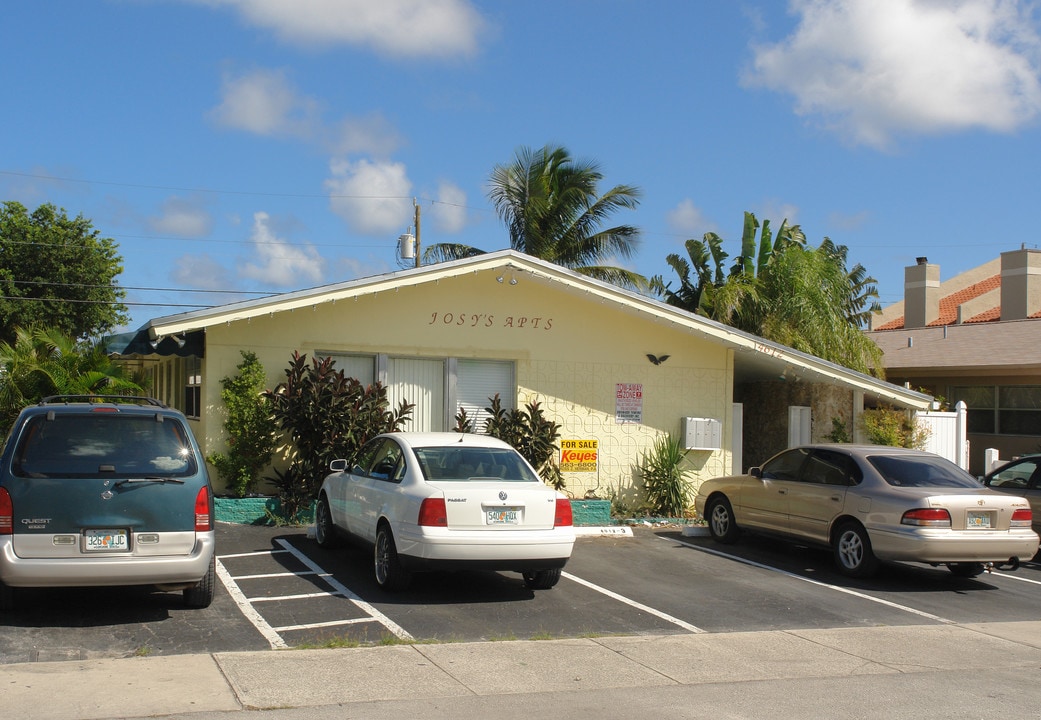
[694,444,1039,578]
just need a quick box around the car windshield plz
[414,446,540,482]
[867,454,982,488]
[12,413,197,479]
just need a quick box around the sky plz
[3,0,1040,333]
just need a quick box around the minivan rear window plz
[12,413,198,479]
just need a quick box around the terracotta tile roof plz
[872,275,1001,330]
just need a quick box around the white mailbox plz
[682,417,722,450]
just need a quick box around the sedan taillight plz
[554,498,573,528]
[1011,508,1033,528]
[418,497,448,527]
[0,488,11,535]
[195,486,212,532]
[901,508,952,527]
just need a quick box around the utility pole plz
[413,198,421,268]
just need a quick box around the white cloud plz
[238,211,325,286]
[755,202,800,228]
[328,113,403,158]
[210,69,319,138]
[210,69,403,157]
[192,0,485,58]
[745,0,1041,148]
[666,199,713,236]
[171,253,229,291]
[430,181,468,233]
[148,196,213,238]
[325,159,413,235]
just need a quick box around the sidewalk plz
[4,621,1041,720]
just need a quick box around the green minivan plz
[0,396,215,610]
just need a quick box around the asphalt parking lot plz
[2,521,1041,664]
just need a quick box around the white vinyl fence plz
[915,401,969,469]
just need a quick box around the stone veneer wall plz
[736,381,853,469]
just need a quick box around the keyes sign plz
[560,439,598,473]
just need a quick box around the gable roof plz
[119,250,931,410]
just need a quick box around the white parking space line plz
[668,536,957,624]
[561,571,706,634]
[274,539,415,641]
[216,540,415,649]
[987,570,1041,586]
[215,559,289,649]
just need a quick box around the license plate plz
[966,511,992,529]
[83,529,129,551]
[486,509,519,525]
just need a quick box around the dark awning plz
[104,329,204,358]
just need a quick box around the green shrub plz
[207,351,278,497]
[482,394,565,490]
[860,405,929,448]
[639,434,692,517]
[264,352,413,520]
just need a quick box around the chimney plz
[904,257,940,328]
[1000,247,1041,321]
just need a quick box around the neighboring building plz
[113,250,930,499]
[868,247,1041,474]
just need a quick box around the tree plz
[0,326,144,432]
[0,201,128,345]
[652,212,884,374]
[425,145,646,290]
[207,351,279,498]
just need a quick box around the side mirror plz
[329,458,348,472]
[750,466,763,479]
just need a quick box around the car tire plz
[948,562,986,578]
[183,555,216,608]
[707,496,740,544]
[833,521,879,578]
[522,568,561,590]
[374,524,412,592]
[314,493,340,548]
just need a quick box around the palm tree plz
[0,326,144,431]
[653,212,883,374]
[425,145,645,289]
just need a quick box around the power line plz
[5,279,272,296]
[0,295,210,309]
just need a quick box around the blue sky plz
[3,0,1040,332]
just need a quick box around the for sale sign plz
[560,439,598,473]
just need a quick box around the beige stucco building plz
[868,247,1041,474]
[115,251,931,500]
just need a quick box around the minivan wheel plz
[374,524,411,591]
[183,556,216,608]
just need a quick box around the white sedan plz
[314,432,576,591]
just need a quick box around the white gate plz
[915,401,968,469]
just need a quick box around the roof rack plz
[38,395,168,408]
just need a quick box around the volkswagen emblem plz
[498,491,508,501]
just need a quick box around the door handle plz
[778,488,788,495]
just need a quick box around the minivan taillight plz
[0,488,12,535]
[194,486,212,531]
[554,498,573,528]
[1011,508,1033,528]
[418,497,448,527]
